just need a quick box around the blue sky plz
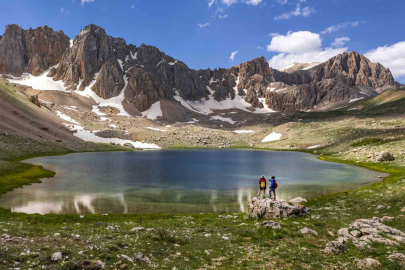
[0,0,404,82]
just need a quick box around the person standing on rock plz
[257,175,267,199]
[269,176,277,200]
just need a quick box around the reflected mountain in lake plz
[0,150,385,214]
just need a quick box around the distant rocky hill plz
[0,24,400,117]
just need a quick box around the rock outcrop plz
[246,197,310,219]
[0,24,70,77]
[326,217,405,254]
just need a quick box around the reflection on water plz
[0,150,385,214]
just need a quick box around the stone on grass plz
[51,252,62,262]
[388,253,405,264]
[376,205,385,210]
[324,241,347,254]
[131,227,145,232]
[299,227,318,236]
[376,151,395,162]
[381,216,395,223]
[288,197,307,205]
[401,207,405,212]
[120,255,133,263]
[354,258,382,268]
[134,253,152,265]
[258,220,281,229]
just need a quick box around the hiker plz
[257,175,267,199]
[269,176,277,200]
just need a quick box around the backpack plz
[260,179,266,188]
[273,180,278,189]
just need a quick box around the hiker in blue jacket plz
[269,176,277,200]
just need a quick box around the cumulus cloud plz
[274,4,315,20]
[208,0,216,7]
[267,31,347,69]
[267,31,321,54]
[81,0,94,5]
[230,51,238,61]
[321,21,364,35]
[365,41,405,78]
[331,37,350,47]
[197,22,211,30]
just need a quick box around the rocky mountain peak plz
[0,24,70,77]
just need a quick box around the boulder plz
[258,220,281,229]
[299,227,318,236]
[30,94,41,107]
[324,241,347,254]
[388,253,405,264]
[353,258,382,269]
[246,198,310,219]
[51,252,62,262]
[376,151,395,162]
[288,197,307,205]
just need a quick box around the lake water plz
[0,150,384,215]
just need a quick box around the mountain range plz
[0,24,402,119]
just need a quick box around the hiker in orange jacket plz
[257,175,266,199]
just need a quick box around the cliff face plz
[0,24,70,77]
[0,24,399,114]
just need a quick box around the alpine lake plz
[0,149,386,215]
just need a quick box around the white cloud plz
[243,0,263,5]
[230,51,238,61]
[277,0,288,4]
[255,46,264,50]
[267,31,321,54]
[269,47,348,69]
[197,22,211,30]
[208,0,216,7]
[222,0,237,6]
[221,0,262,6]
[267,30,347,69]
[274,4,315,20]
[331,37,350,47]
[365,41,405,78]
[218,14,229,19]
[268,32,279,37]
[131,5,135,8]
[321,21,363,34]
[81,0,94,5]
[60,7,65,12]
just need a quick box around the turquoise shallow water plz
[0,150,384,214]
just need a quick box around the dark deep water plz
[0,150,384,214]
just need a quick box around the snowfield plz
[63,124,160,149]
[142,101,163,120]
[233,130,254,134]
[349,97,365,103]
[55,111,80,125]
[261,132,282,142]
[145,127,167,132]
